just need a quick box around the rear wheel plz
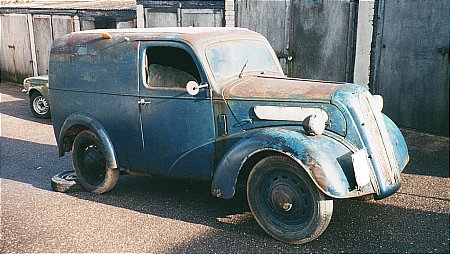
[72,130,119,194]
[30,92,50,119]
[247,155,333,244]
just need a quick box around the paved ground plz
[1,81,449,253]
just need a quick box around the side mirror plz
[186,81,208,96]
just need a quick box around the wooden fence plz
[0,12,135,82]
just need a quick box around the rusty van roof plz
[72,27,264,45]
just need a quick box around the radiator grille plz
[359,93,399,185]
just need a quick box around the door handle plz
[138,98,151,106]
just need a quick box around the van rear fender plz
[58,113,118,169]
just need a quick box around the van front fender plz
[58,113,118,169]
[211,128,366,199]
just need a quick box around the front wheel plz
[30,92,51,119]
[247,155,333,244]
[72,130,119,194]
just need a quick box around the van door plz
[138,41,216,179]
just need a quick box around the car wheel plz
[51,170,83,193]
[72,130,119,194]
[30,92,51,119]
[247,155,333,244]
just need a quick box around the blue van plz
[49,28,409,244]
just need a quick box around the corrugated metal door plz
[371,0,449,136]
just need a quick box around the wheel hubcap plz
[271,184,295,212]
[260,171,314,226]
[33,96,49,115]
[80,144,105,183]
[84,148,102,171]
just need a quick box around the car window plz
[144,47,201,89]
[206,41,279,82]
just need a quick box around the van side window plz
[144,47,201,89]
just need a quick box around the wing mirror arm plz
[186,81,208,96]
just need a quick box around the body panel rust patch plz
[223,76,342,102]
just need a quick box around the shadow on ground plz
[1,135,448,253]
[1,83,52,125]
[401,128,449,178]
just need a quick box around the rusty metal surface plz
[331,85,408,198]
[70,27,263,45]
[360,93,399,186]
[222,75,343,102]
[48,29,410,244]
[211,127,366,200]
[50,27,277,95]
[223,99,347,136]
[49,27,408,202]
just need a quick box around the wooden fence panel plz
[181,9,223,27]
[145,8,223,28]
[80,17,95,30]
[146,10,178,27]
[0,15,15,81]
[33,15,53,75]
[117,20,136,29]
[0,14,33,82]
[52,15,73,40]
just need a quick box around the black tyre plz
[72,130,119,194]
[247,155,333,244]
[51,170,82,193]
[30,92,51,119]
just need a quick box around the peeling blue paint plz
[49,28,408,203]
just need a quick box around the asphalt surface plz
[1,81,449,253]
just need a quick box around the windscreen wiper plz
[238,60,249,78]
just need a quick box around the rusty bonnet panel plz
[223,75,343,103]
